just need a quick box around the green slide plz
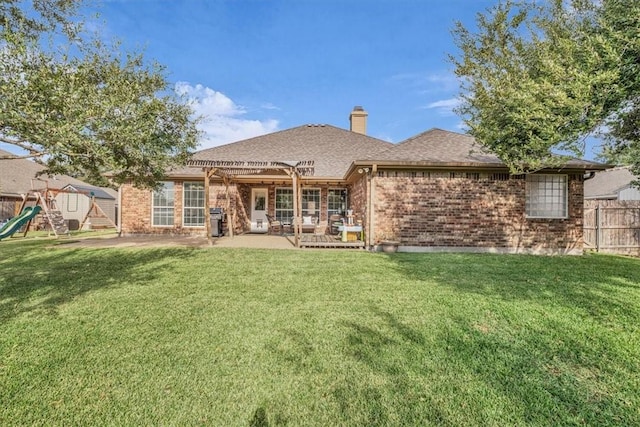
[0,206,42,241]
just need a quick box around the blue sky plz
[86,0,499,150]
[2,0,604,159]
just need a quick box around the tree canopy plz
[451,0,640,177]
[0,0,199,188]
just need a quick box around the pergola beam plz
[193,160,314,243]
[188,160,314,176]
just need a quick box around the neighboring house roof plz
[584,166,637,199]
[0,149,115,198]
[191,124,394,178]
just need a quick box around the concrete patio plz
[58,233,299,249]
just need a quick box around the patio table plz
[338,225,363,242]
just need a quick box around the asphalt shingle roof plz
[370,128,502,164]
[368,128,607,171]
[182,126,607,179]
[63,184,116,200]
[192,124,394,177]
[0,149,115,198]
[584,166,636,198]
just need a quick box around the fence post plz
[595,205,601,252]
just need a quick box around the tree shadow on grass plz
[249,407,269,427]
[333,253,640,424]
[340,305,639,426]
[0,242,198,323]
[337,310,458,425]
[389,253,640,322]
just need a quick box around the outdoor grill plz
[209,207,226,237]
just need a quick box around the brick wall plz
[374,171,584,252]
[120,183,152,234]
[120,180,202,235]
[349,175,368,228]
[120,173,585,252]
[120,181,352,235]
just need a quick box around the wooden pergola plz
[187,159,315,247]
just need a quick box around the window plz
[152,182,174,226]
[275,188,293,222]
[67,193,78,212]
[327,188,347,217]
[183,182,205,227]
[254,193,266,211]
[302,188,320,219]
[525,175,567,218]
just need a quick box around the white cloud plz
[175,82,279,149]
[260,102,281,111]
[389,72,459,93]
[423,97,462,116]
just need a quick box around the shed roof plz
[62,184,116,200]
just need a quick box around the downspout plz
[583,171,596,181]
[297,174,303,246]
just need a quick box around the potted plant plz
[378,233,400,253]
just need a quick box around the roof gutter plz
[344,160,612,181]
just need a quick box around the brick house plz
[119,106,608,254]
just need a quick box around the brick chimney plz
[349,106,368,135]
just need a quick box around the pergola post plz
[292,172,299,247]
[188,160,314,246]
[204,167,213,244]
[223,176,234,237]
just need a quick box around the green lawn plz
[1,240,639,426]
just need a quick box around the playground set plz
[0,186,116,241]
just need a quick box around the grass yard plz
[1,239,639,426]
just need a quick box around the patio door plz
[250,188,268,233]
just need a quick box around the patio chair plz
[329,214,343,235]
[265,214,282,235]
[301,215,317,233]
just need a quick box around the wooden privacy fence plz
[584,200,640,255]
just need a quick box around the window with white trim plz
[183,182,205,227]
[525,174,568,218]
[152,182,174,226]
[275,188,293,222]
[302,188,320,219]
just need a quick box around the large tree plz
[0,0,199,188]
[451,0,640,177]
